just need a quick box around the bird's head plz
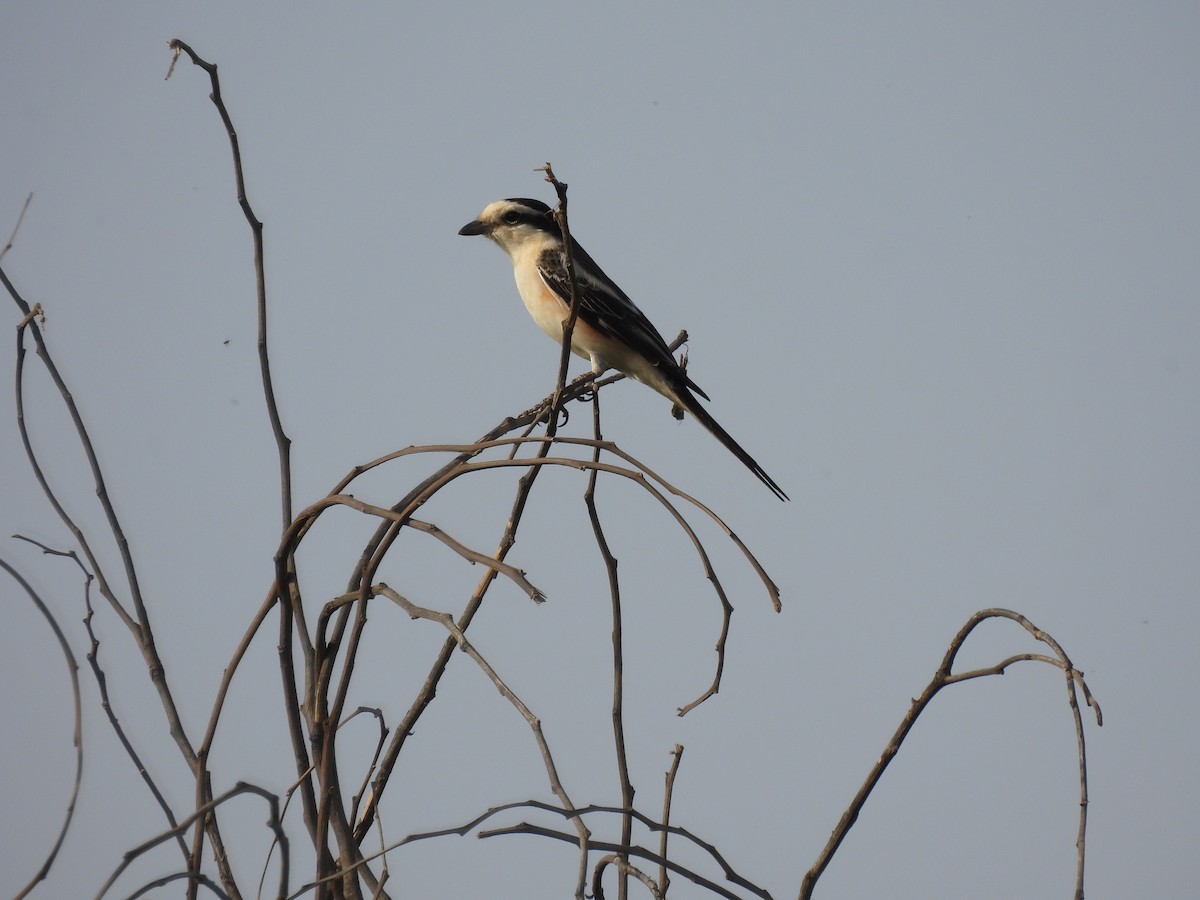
[459,198,561,258]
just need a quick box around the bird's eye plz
[502,211,522,225]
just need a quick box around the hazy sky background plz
[3,3,1197,898]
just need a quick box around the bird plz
[459,197,787,501]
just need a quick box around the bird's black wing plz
[536,241,710,399]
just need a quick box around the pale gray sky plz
[3,3,1197,898]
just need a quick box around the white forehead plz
[479,199,541,221]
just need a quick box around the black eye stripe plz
[496,200,560,236]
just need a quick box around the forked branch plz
[800,608,1101,900]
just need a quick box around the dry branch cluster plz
[2,41,1101,900]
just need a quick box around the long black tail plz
[676,390,789,501]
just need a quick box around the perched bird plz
[459,198,787,501]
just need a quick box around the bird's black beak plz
[458,218,489,236]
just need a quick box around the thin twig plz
[1,192,33,263]
[13,538,191,863]
[659,745,684,896]
[339,333,694,853]
[1,556,84,899]
[594,855,664,900]
[312,799,772,900]
[540,162,583,421]
[279,496,545,602]
[166,39,293,529]
[374,583,587,847]
[95,782,287,900]
[124,871,229,899]
[6,263,224,888]
[583,391,635,900]
[799,608,1101,900]
[349,432,561,845]
[167,40,301,896]
[326,431,768,719]
[485,822,764,900]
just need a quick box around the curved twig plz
[594,855,664,900]
[14,539,192,863]
[6,263,223,885]
[2,556,85,899]
[373,583,587,848]
[488,823,759,900]
[96,781,287,900]
[279,495,545,603]
[301,799,772,900]
[800,608,1101,900]
[346,440,561,852]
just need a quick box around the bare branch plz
[166,42,313,883]
[1,556,84,899]
[6,262,225,886]
[483,821,766,900]
[166,38,292,528]
[659,745,685,896]
[13,538,191,863]
[594,855,664,900]
[124,871,229,899]
[96,781,287,900]
[799,608,1101,900]
[373,582,590,884]
[583,392,634,900]
[1,192,33,263]
[540,162,583,421]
